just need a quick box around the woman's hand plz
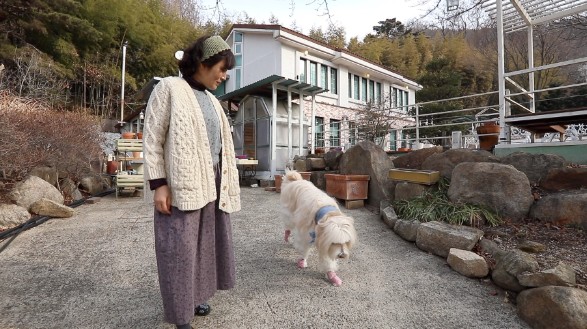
[153,185,172,215]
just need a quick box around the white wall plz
[241,34,281,86]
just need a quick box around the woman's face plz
[194,59,228,90]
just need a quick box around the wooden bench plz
[115,174,144,198]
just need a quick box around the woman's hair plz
[178,35,236,78]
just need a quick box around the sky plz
[201,0,431,41]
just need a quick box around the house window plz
[330,119,340,147]
[369,80,375,102]
[233,32,243,89]
[310,62,318,86]
[361,78,367,102]
[348,121,356,146]
[315,116,324,147]
[299,58,307,83]
[353,75,360,100]
[330,68,338,94]
[348,73,352,98]
[376,82,382,104]
[320,65,328,89]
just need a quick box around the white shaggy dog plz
[280,170,357,286]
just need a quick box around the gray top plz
[194,89,221,166]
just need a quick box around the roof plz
[482,0,587,33]
[218,75,328,104]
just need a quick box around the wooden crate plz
[116,139,143,151]
[324,174,370,200]
[388,169,440,185]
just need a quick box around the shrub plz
[0,91,104,181]
[393,177,502,227]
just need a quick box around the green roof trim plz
[218,74,327,104]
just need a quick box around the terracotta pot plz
[122,132,135,139]
[398,147,411,152]
[136,132,143,139]
[275,174,282,192]
[106,160,119,174]
[324,174,370,200]
[477,123,500,151]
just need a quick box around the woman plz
[142,35,241,329]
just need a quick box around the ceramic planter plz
[324,174,370,200]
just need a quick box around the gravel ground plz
[0,187,530,329]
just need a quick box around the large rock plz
[529,190,587,230]
[339,141,395,206]
[540,167,587,191]
[517,262,576,288]
[79,176,108,196]
[29,198,75,218]
[323,149,343,170]
[394,182,430,201]
[447,162,534,221]
[380,200,398,229]
[30,166,59,186]
[421,149,500,180]
[491,249,539,292]
[9,175,64,210]
[447,248,489,278]
[0,204,30,230]
[393,219,421,242]
[500,152,566,186]
[392,146,443,170]
[517,286,587,329]
[415,221,484,258]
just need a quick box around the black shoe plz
[195,303,211,316]
[176,324,191,329]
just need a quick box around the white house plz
[218,24,421,178]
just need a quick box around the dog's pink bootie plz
[327,271,342,287]
[297,258,307,268]
[284,229,291,243]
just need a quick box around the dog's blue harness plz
[315,205,338,224]
[310,205,339,243]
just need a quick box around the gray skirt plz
[153,164,235,325]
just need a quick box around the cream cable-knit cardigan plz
[143,77,241,213]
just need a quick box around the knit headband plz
[201,36,231,61]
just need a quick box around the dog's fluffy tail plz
[283,169,303,183]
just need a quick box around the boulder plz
[393,219,420,242]
[447,248,489,278]
[447,162,534,221]
[491,249,539,292]
[394,182,430,201]
[380,200,398,229]
[29,198,75,218]
[339,141,395,206]
[500,152,566,186]
[392,146,443,170]
[517,286,587,329]
[540,167,587,191]
[529,190,587,230]
[421,149,500,180]
[0,204,30,230]
[415,221,484,258]
[30,166,59,186]
[517,262,577,288]
[9,175,64,211]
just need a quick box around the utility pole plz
[120,40,128,123]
